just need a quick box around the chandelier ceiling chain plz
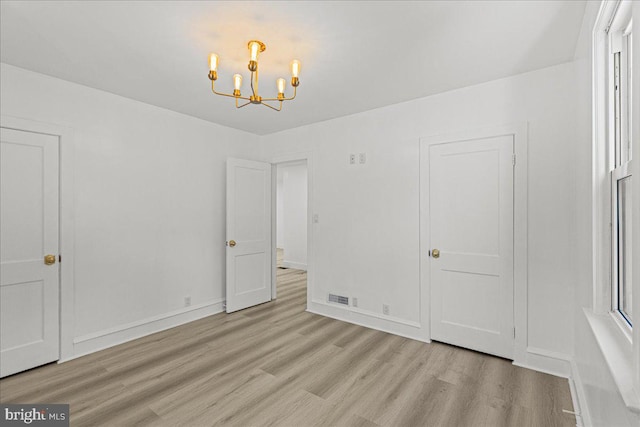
[208,40,300,111]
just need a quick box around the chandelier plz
[208,40,301,111]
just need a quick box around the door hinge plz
[512,154,516,166]
[513,327,516,339]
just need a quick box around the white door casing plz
[1,127,60,377]
[226,158,272,313]
[428,135,515,359]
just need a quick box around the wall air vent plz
[328,293,349,306]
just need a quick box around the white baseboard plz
[280,260,307,270]
[512,346,572,378]
[569,358,591,427]
[307,299,429,343]
[62,299,224,362]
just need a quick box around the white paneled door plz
[226,158,272,313]
[428,135,514,359]
[1,127,60,377]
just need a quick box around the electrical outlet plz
[382,304,390,315]
[313,214,319,223]
[352,297,358,307]
[349,154,356,165]
[359,153,366,164]
[184,296,191,307]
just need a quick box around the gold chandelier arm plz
[260,101,283,112]
[250,70,259,98]
[286,85,298,101]
[235,98,252,109]
[211,80,250,100]
[261,86,297,102]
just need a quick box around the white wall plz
[261,61,578,364]
[570,2,640,426]
[0,63,260,359]
[278,162,308,270]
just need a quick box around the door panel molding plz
[420,122,529,363]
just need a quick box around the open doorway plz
[274,160,308,305]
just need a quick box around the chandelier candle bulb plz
[290,60,301,87]
[247,40,265,72]
[233,74,243,96]
[209,53,219,71]
[208,53,219,80]
[276,78,285,101]
[290,60,301,77]
[249,41,261,61]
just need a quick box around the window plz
[609,6,633,330]
[591,1,639,410]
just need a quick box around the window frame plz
[608,6,633,334]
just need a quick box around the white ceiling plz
[1,1,586,135]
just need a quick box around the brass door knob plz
[228,240,237,247]
[44,254,56,265]
[432,249,440,259]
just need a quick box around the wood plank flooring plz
[0,265,576,426]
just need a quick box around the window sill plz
[584,308,640,414]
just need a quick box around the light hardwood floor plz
[0,265,575,427]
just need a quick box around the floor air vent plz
[328,293,349,306]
